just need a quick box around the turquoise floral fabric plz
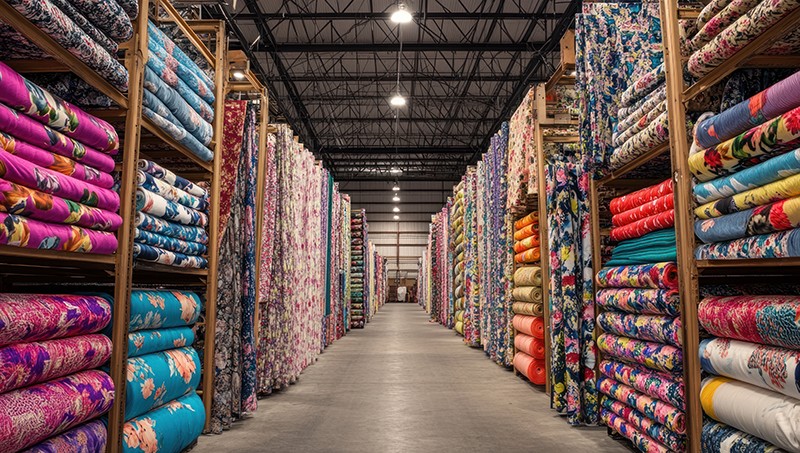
[127,290,202,332]
[122,393,205,453]
[124,347,201,420]
[128,327,195,358]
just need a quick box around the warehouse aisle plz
[194,304,628,453]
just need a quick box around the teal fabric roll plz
[128,327,195,358]
[122,392,205,453]
[124,347,201,420]
[607,229,677,265]
[129,290,202,332]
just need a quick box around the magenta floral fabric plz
[598,333,683,373]
[602,397,685,452]
[22,419,107,453]
[599,360,685,409]
[598,376,686,434]
[0,212,118,253]
[596,288,680,316]
[596,263,679,289]
[698,295,800,349]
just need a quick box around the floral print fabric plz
[23,419,107,453]
[122,392,205,453]
[124,347,201,420]
[601,409,671,453]
[28,73,113,109]
[600,360,685,409]
[146,53,214,124]
[698,295,800,349]
[135,188,207,227]
[598,312,682,347]
[67,0,132,42]
[127,290,202,332]
[0,212,117,253]
[141,94,213,163]
[598,333,683,373]
[702,420,783,453]
[133,243,207,268]
[0,293,111,346]
[49,0,118,55]
[596,263,679,289]
[695,172,800,219]
[128,327,194,358]
[137,171,206,211]
[135,212,207,244]
[695,194,800,243]
[134,228,206,255]
[147,22,215,104]
[695,227,800,259]
[143,66,212,147]
[137,159,207,199]
[596,288,680,316]
[602,397,684,452]
[598,376,685,434]
[506,87,536,209]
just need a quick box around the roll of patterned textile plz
[128,290,202,332]
[512,302,544,317]
[513,223,538,242]
[133,243,208,269]
[135,188,208,227]
[514,247,540,264]
[617,86,667,134]
[695,173,800,220]
[141,95,213,163]
[514,211,538,230]
[601,410,671,453]
[698,295,800,349]
[702,420,783,453]
[0,61,119,152]
[700,338,800,400]
[696,194,800,243]
[596,263,679,290]
[125,347,201,420]
[688,0,761,53]
[695,227,800,260]
[513,235,540,253]
[0,370,115,452]
[515,333,545,359]
[598,312,682,347]
[701,376,800,452]
[137,171,207,211]
[601,397,685,452]
[598,376,685,434]
[147,23,214,103]
[0,213,118,254]
[610,180,673,215]
[512,286,542,303]
[0,293,111,346]
[0,334,112,394]
[596,288,680,316]
[134,228,207,255]
[612,194,674,228]
[609,210,674,242]
[513,351,545,385]
[613,100,668,149]
[50,0,119,54]
[598,333,683,373]
[512,314,544,339]
[138,159,208,199]
[122,392,205,453]
[146,53,213,124]
[619,64,665,109]
[128,327,195,358]
[513,266,542,286]
[68,0,133,41]
[143,67,212,146]
[599,360,685,409]
[21,419,107,453]
[135,212,208,245]
[610,112,670,169]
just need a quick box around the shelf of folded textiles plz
[696,257,800,275]
[598,141,670,186]
[132,260,209,281]
[0,2,129,109]
[140,118,214,173]
[683,6,800,103]
[0,245,116,276]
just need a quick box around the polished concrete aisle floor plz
[195,304,629,453]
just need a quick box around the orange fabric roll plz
[514,333,545,359]
[513,235,541,253]
[514,212,539,230]
[514,222,539,241]
[513,351,546,385]
[514,247,540,264]
[512,314,544,339]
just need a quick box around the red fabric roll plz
[612,193,674,227]
[514,351,546,385]
[610,210,675,242]
[515,333,545,359]
[512,314,544,340]
[610,179,673,214]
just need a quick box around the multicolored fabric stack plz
[462,168,481,347]
[322,183,351,346]
[698,295,800,451]
[451,179,466,335]
[350,210,367,328]
[427,205,451,325]
[0,293,115,452]
[0,62,121,254]
[506,87,536,211]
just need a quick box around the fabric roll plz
[0,212,118,253]
[28,73,112,109]
[134,244,207,269]
[514,246,540,264]
[147,22,215,104]
[619,64,665,109]
[690,105,800,182]
[128,327,195,358]
[698,295,800,349]
[688,0,761,52]
[610,179,674,215]
[135,188,208,227]
[0,61,118,152]
[125,347,201,420]
[514,223,539,242]
[609,112,670,170]
[513,235,540,253]
[696,194,800,243]
[135,212,208,245]
[606,229,677,266]
[146,52,214,124]
[598,312,682,347]
[512,301,544,317]
[0,132,114,189]
[696,0,729,28]
[515,333,545,359]
[143,67,212,146]
[601,410,671,453]
[128,290,202,332]
[512,315,544,339]
[513,266,542,286]
[513,351,545,385]
[695,173,800,220]
[598,376,685,434]
[596,263,679,289]
[22,419,107,453]
[512,286,542,303]
[454,321,464,335]
[122,392,205,453]
[0,293,111,347]
[0,102,114,172]
[137,159,208,199]
[602,397,685,452]
[134,228,207,256]
[4,0,128,91]
[514,211,538,230]
[616,86,667,134]
[596,288,680,316]
[0,370,115,452]
[141,97,213,163]
[702,420,783,453]
[612,195,674,228]
[613,100,667,149]
[610,210,674,242]
[148,24,214,91]
[0,150,119,211]
[599,360,685,409]
[700,338,800,400]
[67,0,133,41]
[701,376,800,452]
[695,227,800,259]
[0,179,122,231]
[0,334,112,394]
[50,0,118,54]
[598,333,683,373]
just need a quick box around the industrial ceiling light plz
[392,183,401,191]
[393,215,400,220]
[393,206,400,213]
[232,70,246,80]
[390,4,413,23]
[392,195,400,202]
[390,94,406,107]
[390,167,403,174]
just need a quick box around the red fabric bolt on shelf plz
[610,179,673,214]
[612,193,675,227]
[514,246,541,263]
[610,210,675,242]
[514,211,539,230]
[514,351,546,385]
[515,332,545,359]
[514,222,539,241]
[513,314,545,339]
[513,234,541,253]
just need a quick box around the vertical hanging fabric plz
[463,168,481,347]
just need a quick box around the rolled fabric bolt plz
[513,234,541,253]
[513,266,542,286]
[513,351,546,385]
[515,333,545,359]
[512,301,544,317]
[514,222,539,241]
[513,314,544,339]
[514,211,538,230]
[512,286,542,303]
[515,246,540,264]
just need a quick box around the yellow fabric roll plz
[454,321,464,335]
[513,286,543,303]
[514,266,542,286]
[456,310,464,322]
[512,301,544,317]
[695,173,800,219]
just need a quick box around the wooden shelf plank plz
[697,257,800,271]
[597,141,670,186]
[543,135,580,143]
[133,260,209,277]
[0,245,116,267]
[141,117,214,173]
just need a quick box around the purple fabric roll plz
[0,179,122,231]
[21,419,107,453]
[0,103,114,172]
[0,149,119,211]
[0,212,118,254]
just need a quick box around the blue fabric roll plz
[122,392,205,453]
[695,228,800,260]
[141,104,213,163]
[146,53,214,123]
[143,66,212,145]
[133,243,209,269]
[147,22,215,103]
[135,212,208,245]
[124,347,201,420]
[695,209,751,244]
[134,228,207,256]
[128,327,195,358]
[129,290,202,332]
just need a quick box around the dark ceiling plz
[206,0,579,181]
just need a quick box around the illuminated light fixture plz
[390,167,403,174]
[390,4,413,23]
[392,184,401,191]
[390,94,406,107]
[393,206,400,213]
[392,195,401,202]
[393,215,400,220]
[570,70,577,76]
[232,70,246,80]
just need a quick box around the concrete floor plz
[194,304,630,453]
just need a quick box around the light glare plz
[390,7,412,23]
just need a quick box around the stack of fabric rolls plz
[0,293,115,452]
[134,159,209,268]
[689,70,800,260]
[0,61,121,254]
[596,180,686,453]
[145,21,215,162]
[0,0,135,92]
[462,167,481,347]
[511,211,545,385]
[118,290,205,453]
[451,180,466,335]
[350,210,366,328]
[697,295,800,452]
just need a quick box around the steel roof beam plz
[229,12,564,20]
[251,42,545,52]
